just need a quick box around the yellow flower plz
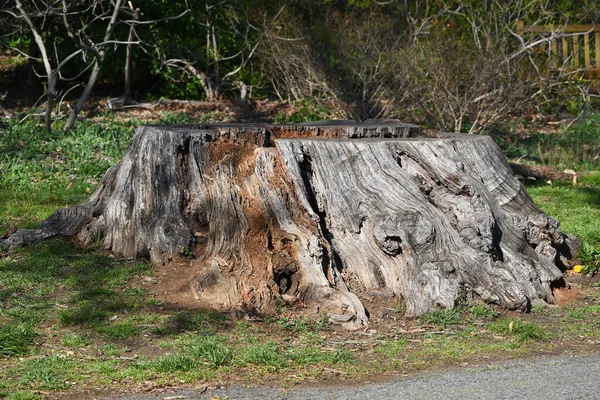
[573,265,583,273]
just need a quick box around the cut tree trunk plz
[2,121,578,328]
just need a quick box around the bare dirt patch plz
[553,284,581,306]
[154,259,201,310]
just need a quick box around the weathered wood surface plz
[2,121,577,328]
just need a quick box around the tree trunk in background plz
[185,64,221,101]
[2,121,578,328]
[64,59,101,130]
[123,8,140,104]
[44,72,57,132]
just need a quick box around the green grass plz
[4,392,44,400]
[147,354,197,373]
[61,334,91,347]
[469,304,500,320]
[525,177,600,246]
[275,315,329,334]
[374,327,537,371]
[495,115,600,265]
[96,322,140,339]
[236,342,289,371]
[0,117,136,233]
[422,308,463,326]
[375,339,409,357]
[187,335,233,367]
[495,113,600,171]
[0,323,37,356]
[487,319,551,342]
[273,99,332,124]
[420,303,500,328]
[564,305,600,321]
[525,174,600,272]
[19,356,74,390]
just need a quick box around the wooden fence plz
[516,21,600,78]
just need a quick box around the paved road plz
[110,354,600,399]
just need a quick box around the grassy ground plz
[1,112,600,399]
[526,175,600,273]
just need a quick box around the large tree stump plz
[2,121,577,328]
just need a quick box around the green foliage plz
[147,354,196,373]
[187,336,233,367]
[96,322,140,340]
[3,0,597,120]
[19,356,73,390]
[375,339,409,356]
[274,100,332,123]
[525,173,600,250]
[181,246,194,260]
[275,315,329,334]
[236,342,288,370]
[579,242,600,275]
[496,114,600,170]
[140,0,267,100]
[0,117,135,232]
[488,319,550,342]
[469,304,500,320]
[4,392,43,400]
[61,334,90,348]
[157,112,192,125]
[0,323,37,356]
[422,308,463,326]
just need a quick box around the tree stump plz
[2,121,577,328]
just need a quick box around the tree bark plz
[185,64,221,101]
[65,59,101,130]
[123,8,140,104]
[2,121,577,328]
[45,72,57,132]
[64,0,123,130]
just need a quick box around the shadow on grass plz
[0,238,234,354]
[492,123,600,171]
[580,187,600,207]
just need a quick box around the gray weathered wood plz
[2,121,577,328]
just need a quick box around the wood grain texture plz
[2,121,576,327]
